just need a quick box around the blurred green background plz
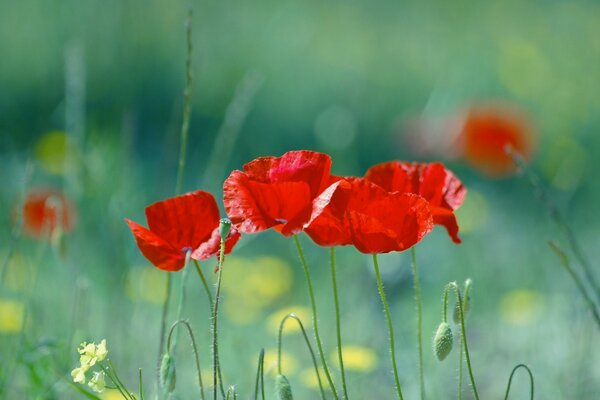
[1,0,599,398]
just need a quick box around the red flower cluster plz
[126,190,239,271]
[224,151,466,254]
[127,151,466,269]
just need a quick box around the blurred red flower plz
[125,190,239,272]
[223,150,345,236]
[365,161,466,243]
[21,187,76,239]
[304,178,434,254]
[456,104,535,177]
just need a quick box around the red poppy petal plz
[191,226,241,260]
[243,150,333,197]
[21,188,75,238]
[303,179,353,246]
[224,170,311,234]
[364,161,412,194]
[145,190,220,251]
[347,211,402,254]
[125,219,185,272]
[432,208,461,244]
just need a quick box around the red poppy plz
[21,187,76,239]
[456,103,535,177]
[125,190,240,272]
[223,150,345,236]
[304,178,434,254]
[365,161,466,243]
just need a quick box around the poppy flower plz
[21,187,76,239]
[364,161,466,243]
[456,103,535,177]
[223,150,345,236]
[304,178,434,254]
[125,190,240,272]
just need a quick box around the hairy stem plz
[166,320,205,400]
[372,254,404,400]
[410,248,425,400]
[330,247,349,399]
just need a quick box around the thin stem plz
[157,8,194,391]
[277,314,326,400]
[166,320,205,400]
[330,247,349,399]
[410,247,425,400]
[174,7,193,195]
[503,364,534,400]
[510,150,600,304]
[171,252,192,348]
[452,283,479,400]
[212,239,226,400]
[139,369,144,400]
[193,259,214,311]
[548,241,600,327]
[99,364,130,400]
[372,254,404,400]
[157,274,172,393]
[293,235,339,399]
[108,359,134,400]
[457,331,463,400]
[253,349,265,400]
[442,285,450,323]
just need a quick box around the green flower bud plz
[453,279,472,324]
[275,374,294,400]
[433,322,453,361]
[160,352,176,392]
[219,218,232,240]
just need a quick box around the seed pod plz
[219,218,232,240]
[275,374,294,400]
[160,353,177,392]
[433,322,453,361]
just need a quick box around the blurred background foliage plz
[1,0,599,398]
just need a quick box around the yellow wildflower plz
[88,371,106,393]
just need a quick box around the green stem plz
[452,283,479,400]
[157,8,194,393]
[193,259,214,311]
[99,363,131,400]
[293,235,338,399]
[548,241,600,328]
[277,313,326,400]
[139,369,144,400]
[330,247,349,399]
[212,239,226,400]
[503,364,534,400]
[372,254,404,400]
[253,349,265,400]
[108,359,134,400]
[166,320,205,400]
[410,247,425,400]
[457,331,463,400]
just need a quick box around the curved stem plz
[293,235,339,399]
[166,320,205,400]
[277,313,327,400]
[107,359,134,399]
[330,247,349,399]
[99,363,130,399]
[193,259,214,311]
[503,364,534,400]
[253,349,265,400]
[452,283,479,400]
[410,248,425,400]
[372,254,404,400]
[212,239,227,400]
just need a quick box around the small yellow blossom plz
[500,289,543,326]
[267,306,311,335]
[78,339,109,367]
[0,299,25,333]
[71,364,90,384]
[88,371,106,393]
[261,350,298,377]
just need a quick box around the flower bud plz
[275,374,294,400]
[160,352,177,392]
[433,322,453,361]
[219,218,232,240]
[453,280,472,324]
